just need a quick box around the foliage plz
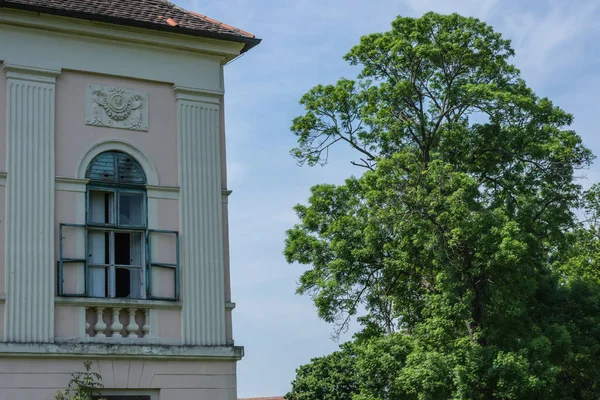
[284,342,359,400]
[284,12,600,400]
[55,361,105,400]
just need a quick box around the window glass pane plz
[130,268,144,299]
[151,266,176,299]
[119,192,145,226]
[88,230,110,298]
[89,190,114,225]
[89,267,108,298]
[88,231,109,265]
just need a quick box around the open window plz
[87,187,146,299]
[86,152,147,299]
[58,150,179,300]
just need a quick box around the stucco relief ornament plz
[85,84,149,132]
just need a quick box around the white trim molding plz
[0,342,244,361]
[55,177,89,192]
[55,297,182,310]
[76,139,159,185]
[174,86,222,104]
[147,185,180,200]
[4,63,61,84]
[222,189,232,204]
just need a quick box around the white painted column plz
[4,65,59,343]
[175,87,226,345]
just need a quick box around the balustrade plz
[86,306,150,339]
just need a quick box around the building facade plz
[0,1,259,399]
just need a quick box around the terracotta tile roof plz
[0,0,260,51]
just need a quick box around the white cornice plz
[0,342,244,361]
[0,9,245,60]
[0,16,227,89]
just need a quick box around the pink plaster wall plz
[0,358,236,399]
[54,305,79,339]
[156,309,181,340]
[156,198,179,231]
[55,71,178,185]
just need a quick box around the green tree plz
[285,342,359,400]
[285,12,600,399]
[55,361,104,400]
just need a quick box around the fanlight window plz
[86,151,147,185]
[58,151,179,301]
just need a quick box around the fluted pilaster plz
[175,87,226,345]
[4,64,59,343]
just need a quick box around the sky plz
[177,0,600,397]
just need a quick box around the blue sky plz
[179,0,600,397]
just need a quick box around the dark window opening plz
[115,268,131,298]
[115,233,131,265]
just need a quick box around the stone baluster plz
[126,308,139,338]
[142,309,150,338]
[94,307,107,338]
[111,308,123,338]
[85,307,90,338]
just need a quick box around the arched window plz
[58,149,178,302]
[86,151,147,299]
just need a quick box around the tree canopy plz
[284,12,600,400]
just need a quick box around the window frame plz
[58,151,179,302]
[86,185,148,230]
[86,184,147,299]
[146,229,180,301]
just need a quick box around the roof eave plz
[0,1,261,54]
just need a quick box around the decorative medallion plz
[85,84,149,131]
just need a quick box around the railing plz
[86,306,150,339]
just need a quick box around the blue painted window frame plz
[57,151,180,301]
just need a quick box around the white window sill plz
[55,296,182,309]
